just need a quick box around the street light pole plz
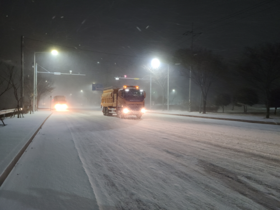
[150,58,160,109]
[167,64,169,111]
[33,50,59,112]
[35,63,38,111]
[150,73,152,109]
[21,35,24,110]
[33,54,36,112]
[189,69,191,112]
[151,58,171,110]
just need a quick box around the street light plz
[51,49,58,56]
[33,49,58,112]
[150,58,162,109]
[150,58,170,110]
[151,58,160,69]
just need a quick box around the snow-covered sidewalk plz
[148,110,280,125]
[0,110,52,184]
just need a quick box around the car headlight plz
[123,108,129,113]
[141,108,146,113]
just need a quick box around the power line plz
[183,23,202,50]
[174,0,277,48]
[200,0,278,31]
[196,0,277,32]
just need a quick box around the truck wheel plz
[105,108,113,116]
[103,107,106,115]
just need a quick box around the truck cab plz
[101,85,146,119]
[53,95,68,111]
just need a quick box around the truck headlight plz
[55,104,61,110]
[55,104,68,111]
[123,108,129,113]
[141,108,146,113]
[62,104,68,110]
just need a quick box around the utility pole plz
[21,35,24,109]
[33,58,36,112]
[167,64,169,111]
[150,73,152,109]
[183,23,202,112]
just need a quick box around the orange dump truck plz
[101,85,146,119]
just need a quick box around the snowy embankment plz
[0,111,51,180]
[148,109,280,125]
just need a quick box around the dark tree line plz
[174,42,280,118]
[236,43,280,118]
[175,48,226,114]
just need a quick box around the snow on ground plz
[0,111,99,210]
[1,110,280,210]
[148,109,280,124]
[66,111,280,209]
[0,111,51,177]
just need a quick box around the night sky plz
[1,0,280,105]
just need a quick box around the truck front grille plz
[128,105,142,111]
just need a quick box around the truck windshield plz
[124,89,144,102]
[54,96,66,103]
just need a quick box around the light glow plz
[141,108,146,113]
[51,50,58,56]
[55,104,68,111]
[151,58,160,69]
[123,108,129,114]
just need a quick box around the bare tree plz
[270,88,280,114]
[9,66,23,118]
[236,43,280,118]
[175,48,226,113]
[0,64,23,118]
[0,62,13,99]
[24,74,54,109]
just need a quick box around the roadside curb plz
[0,112,53,187]
[149,112,280,125]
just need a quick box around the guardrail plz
[0,108,23,126]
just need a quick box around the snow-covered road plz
[1,110,280,210]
